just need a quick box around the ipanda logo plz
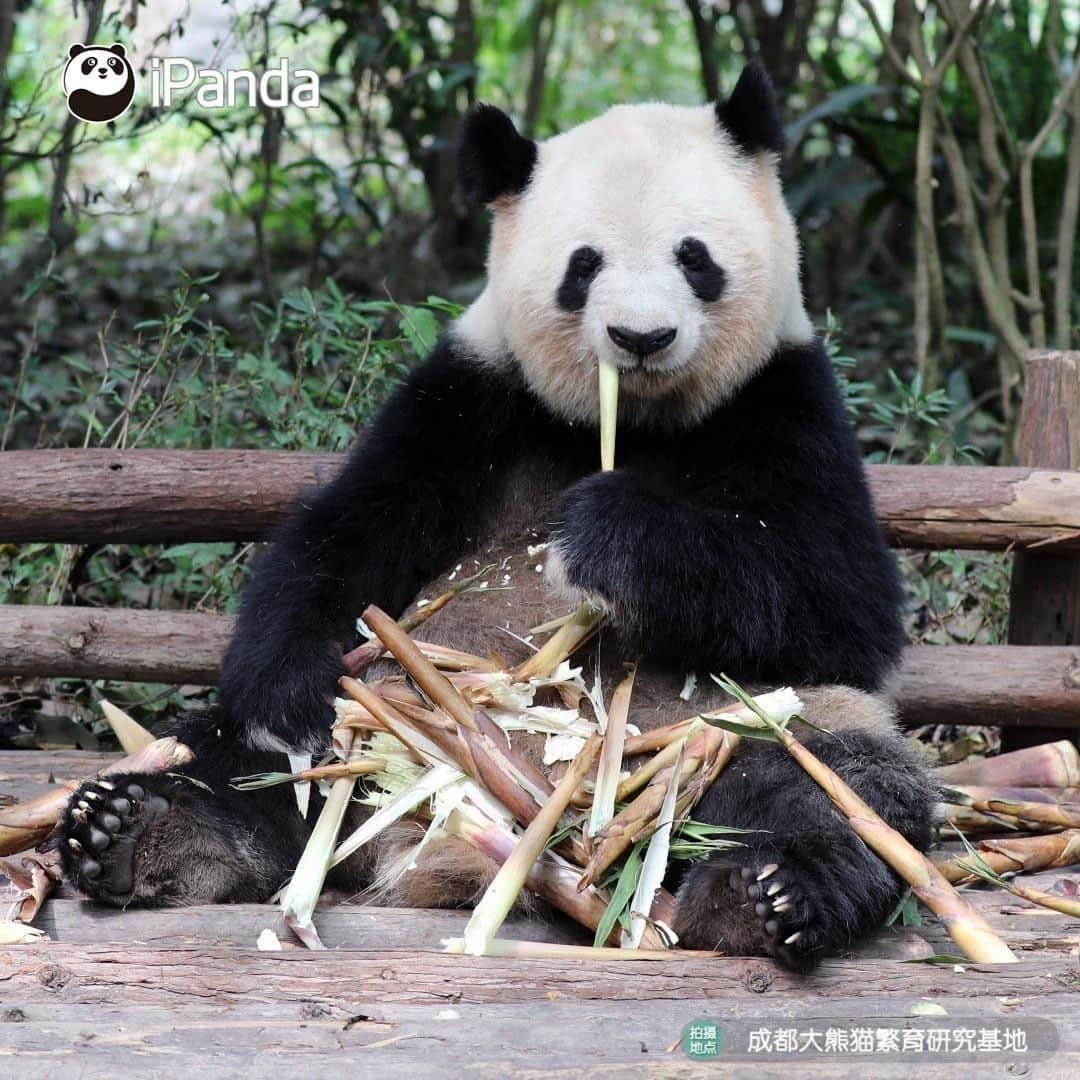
[63,42,320,123]
[63,43,136,123]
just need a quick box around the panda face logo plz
[63,43,136,123]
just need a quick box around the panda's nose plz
[606,325,677,358]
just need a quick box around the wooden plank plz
[1,449,1079,551]
[1005,351,1080,751]
[1,610,1078,728]
[0,998,1074,1077]
[0,941,1074,1006]
[25,891,1076,956]
[0,449,341,544]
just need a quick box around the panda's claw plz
[675,854,825,971]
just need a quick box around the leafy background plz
[0,0,1076,747]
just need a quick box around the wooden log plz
[0,607,1078,728]
[0,941,1071,1007]
[0,605,233,683]
[896,644,1080,728]
[1005,351,1080,751]
[0,449,341,544]
[2,449,1079,551]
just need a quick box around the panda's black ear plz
[457,104,537,207]
[108,43,127,58]
[68,43,86,59]
[715,62,785,158]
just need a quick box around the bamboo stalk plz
[598,358,619,471]
[977,798,1080,829]
[948,785,1080,806]
[363,604,481,732]
[0,736,194,857]
[994,879,1080,917]
[463,735,601,955]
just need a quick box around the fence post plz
[1004,350,1080,750]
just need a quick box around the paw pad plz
[60,778,170,898]
[727,860,819,966]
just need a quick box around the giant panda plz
[58,64,933,971]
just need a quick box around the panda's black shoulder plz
[366,334,532,447]
[717,337,861,467]
[737,337,848,428]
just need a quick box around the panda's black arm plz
[219,339,525,751]
[553,341,905,691]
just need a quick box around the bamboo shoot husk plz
[937,740,1080,788]
[934,829,1080,884]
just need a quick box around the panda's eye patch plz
[676,237,725,302]
[81,57,98,74]
[108,57,122,72]
[556,246,603,313]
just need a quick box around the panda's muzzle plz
[606,325,677,360]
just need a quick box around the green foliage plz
[4,1,1053,744]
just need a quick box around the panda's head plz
[456,64,811,430]
[63,43,135,123]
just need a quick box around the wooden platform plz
[2,751,1078,1077]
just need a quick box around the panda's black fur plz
[59,66,934,971]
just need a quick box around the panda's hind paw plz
[674,855,827,971]
[59,776,171,903]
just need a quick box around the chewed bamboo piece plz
[279,727,360,949]
[934,829,1080,884]
[589,666,635,836]
[0,736,194,857]
[579,720,736,889]
[446,808,667,948]
[343,565,496,674]
[99,699,155,754]
[713,677,1017,964]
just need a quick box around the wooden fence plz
[0,350,1077,735]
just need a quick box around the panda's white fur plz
[458,102,813,430]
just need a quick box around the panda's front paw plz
[548,470,649,618]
